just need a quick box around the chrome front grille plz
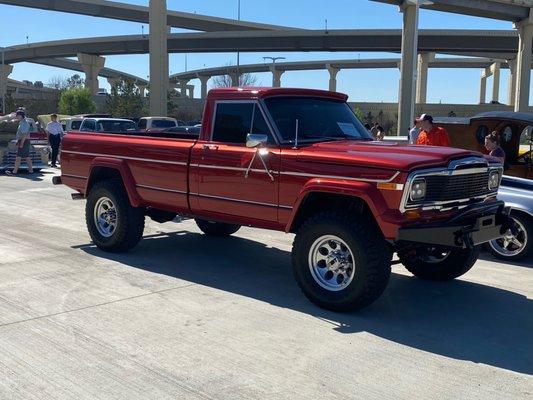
[424,172,490,202]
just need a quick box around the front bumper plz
[397,201,511,249]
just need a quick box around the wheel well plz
[289,192,374,233]
[87,167,122,194]
[510,208,533,222]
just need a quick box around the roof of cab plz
[206,87,348,101]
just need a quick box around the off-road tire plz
[292,211,391,312]
[195,219,241,237]
[399,246,480,281]
[86,179,145,252]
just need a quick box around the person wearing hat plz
[415,114,451,147]
[46,113,64,168]
[6,109,34,175]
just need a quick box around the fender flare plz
[86,157,143,207]
[285,178,390,233]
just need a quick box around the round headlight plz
[409,178,426,201]
[488,170,500,191]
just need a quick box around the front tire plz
[292,211,391,312]
[399,246,480,281]
[86,179,145,252]
[195,219,241,237]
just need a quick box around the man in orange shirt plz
[415,114,451,146]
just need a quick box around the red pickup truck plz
[56,87,509,311]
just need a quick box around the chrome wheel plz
[489,218,527,257]
[93,196,117,237]
[308,235,355,292]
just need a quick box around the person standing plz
[484,131,506,164]
[6,109,33,175]
[370,122,379,138]
[415,114,451,146]
[46,113,64,167]
[408,119,421,144]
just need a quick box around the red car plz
[56,87,509,311]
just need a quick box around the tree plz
[353,107,365,123]
[106,78,143,117]
[58,87,96,115]
[211,72,258,88]
[66,74,85,89]
[47,75,69,91]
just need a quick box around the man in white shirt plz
[46,113,64,167]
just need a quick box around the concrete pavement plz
[0,169,531,399]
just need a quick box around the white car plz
[137,117,181,132]
[60,117,84,133]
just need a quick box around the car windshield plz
[152,120,176,128]
[98,120,136,132]
[264,96,373,143]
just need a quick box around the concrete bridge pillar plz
[0,64,13,114]
[491,61,501,103]
[187,85,194,99]
[178,79,188,97]
[78,53,105,95]
[416,52,432,104]
[326,64,339,92]
[270,68,284,87]
[149,0,169,116]
[106,77,121,89]
[198,75,210,99]
[397,1,419,136]
[514,17,533,111]
[137,83,147,97]
[479,74,487,104]
[507,59,517,106]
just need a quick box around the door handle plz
[203,144,219,150]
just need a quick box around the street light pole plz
[236,0,241,85]
[1,47,5,115]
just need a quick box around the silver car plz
[487,176,533,260]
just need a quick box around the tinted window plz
[152,120,176,128]
[476,125,489,144]
[138,119,147,129]
[212,102,273,144]
[97,120,136,132]
[264,97,373,142]
[81,120,96,131]
[71,120,82,130]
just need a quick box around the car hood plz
[297,140,484,171]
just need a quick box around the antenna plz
[293,119,299,149]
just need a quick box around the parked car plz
[79,118,137,133]
[60,117,83,133]
[162,125,201,136]
[137,117,182,133]
[434,112,533,180]
[56,87,509,312]
[486,175,533,261]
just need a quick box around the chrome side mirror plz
[246,133,268,148]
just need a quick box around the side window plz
[138,119,147,129]
[212,102,274,144]
[81,120,96,132]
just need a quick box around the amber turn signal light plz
[377,182,404,191]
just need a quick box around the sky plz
[0,0,521,104]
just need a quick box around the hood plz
[297,140,483,171]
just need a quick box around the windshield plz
[264,97,373,142]
[71,120,82,130]
[152,120,176,128]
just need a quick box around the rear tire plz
[86,179,145,252]
[486,212,532,261]
[195,219,241,237]
[399,246,479,281]
[292,211,391,312]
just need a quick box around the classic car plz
[434,111,532,180]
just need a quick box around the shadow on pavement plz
[77,230,533,375]
[1,170,45,181]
